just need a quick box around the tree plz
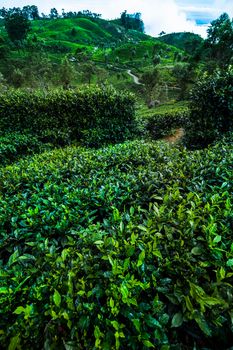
[4,11,31,42]
[206,13,233,66]
[115,56,120,64]
[0,72,7,92]
[143,51,149,61]
[71,27,77,37]
[11,68,25,88]
[0,44,9,59]
[120,11,144,32]
[49,8,59,19]
[185,67,233,148]
[159,31,166,36]
[152,54,161,66]
[120,10,127,28]
[0,7,8,18]
[131,47,136,60]
[104,52,109,64]
[22,5,40,20]
[58,57,76,89]
[81,63,96,85]
[172,63,194,99]
[141,68,160,104]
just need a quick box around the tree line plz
[0,6,102,21]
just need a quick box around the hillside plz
[0,16,150,48]
[0,15,183,61]
[0,14,187,98]
[158,32,203,53]
[31,17,183,66]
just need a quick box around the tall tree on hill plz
[81,63,96,85]
[59,57,75,89]
[0,7,8,18]
[206,13,233,66]
[152,54,161,66]
[49,8,59,19]
[120,10,144,32]
[4,9,31,42]
[22,5,40,20]
[141,68,160,104]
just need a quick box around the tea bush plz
[0,133,232,348]
[137,102,190,139]
[185,67,233,148]
[0,87,136,147]
[0,132,52,165]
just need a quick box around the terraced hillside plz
[31,17,150,46]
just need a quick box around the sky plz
[1,0,233,38]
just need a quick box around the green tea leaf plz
[171,312,183,328]
[137,250,145,267]
[142,340,155,348]
[227,259,233,267]
[193,311,212,336]
[8,334,20,350]
[132,319,140,332]
[13,306,25,315]
[213,235,221,244]
[191,246,202,255]
[0,287,8,294]
[53,290,61,307]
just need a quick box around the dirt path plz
[126,70,143,85]
[163,128,185,143]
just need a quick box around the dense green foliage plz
[0,134,232,349]
[28,17,149,49]
[0,7,183,93]
[185,67,233,148]
[4,9,31,42]
[96,40,181,66]
[0,6,233,349]
[0,87,135,146]
[119,11,144,32]
[206,13,233,67]
[158,32,203,55]
[137,102,190,139]
[0,132,51,165]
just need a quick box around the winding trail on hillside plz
[126,70,143,85]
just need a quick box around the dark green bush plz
[0,134,232,348]
[0,132,52,165]
[139,103,190,139]
[0,86,136,147]
[185,67,233,148]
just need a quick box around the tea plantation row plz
[0,87,135,147]
[0,133,232,349]
[0,132,53,165]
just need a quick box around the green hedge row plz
[0,87,136,147]
[184,68,233,148]
[0,132,52,165]
[0,134,233,348]
[137,103,190,140]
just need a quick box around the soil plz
[163,128,185,143]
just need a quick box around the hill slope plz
[31,17,150,47]
[158,32,203,53]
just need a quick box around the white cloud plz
[1,0,232,38]
[214,0,233,16]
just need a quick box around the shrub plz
[0,87,136,147]
[185,67,233,148]
[138,102,190,139]
[0,132,52,165]
[0,134,232,348]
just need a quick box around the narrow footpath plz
[126,70,143,85]
[163,128,185,143]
